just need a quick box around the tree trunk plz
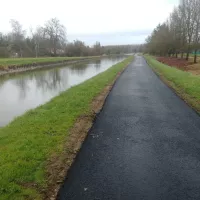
[176,52,178,58]
[53,39,57,56]
[181,52,184,59]
[186,49,189,61]
[53,47,57,56]
[35,44,38,58]
[194,50,197,63]
[20,47,23,58]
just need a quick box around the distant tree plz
[9,19,26,57]
[0,32,9,57]
[146,23,172,56]
[146,0,200,63]
[30,26,48,57]
[0,18,140,58]
[93,42,102,56]
[44,18,66,56]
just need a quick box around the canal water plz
[0,56,126,126]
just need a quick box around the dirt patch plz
[157,57,192,69]
[156,57,200,75]
[42,66,128,200]
[185,63,200,75]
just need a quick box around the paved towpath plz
[58,55,200,200]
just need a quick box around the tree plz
[182,0,196,60]
[0,32,9,57]
[93,42,102,56]
[44,18,66,56]
[146,23,172,56]
[9,19,26,57]
[146,0,200,64]
[30,26,47,57]
[192,0,200,63]
[169,7,182,57]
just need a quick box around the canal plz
[0,56,126,126]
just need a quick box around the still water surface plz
[0,56,126,126]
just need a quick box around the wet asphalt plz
[58,56,200,200]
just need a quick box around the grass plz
[0,56,133,200]
[145,55,200,112]
[0,56,99,67]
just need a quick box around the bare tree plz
[44,18,66,56]
[30,26,46,57]
[9,19,26,57]
[0,17,137,58]
[169,7,183,57]
[93,42,102,56]
[146,0,200,64]
[192,0,200,63]
[182,0,196,60]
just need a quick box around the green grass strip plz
[0,56,133,200]
[0,56,100,67]
[145,55,200,112]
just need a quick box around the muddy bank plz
[0,57,100,76]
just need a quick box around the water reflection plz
[0,56,126,126]
[69,62,88,76]
[15,78,31,100]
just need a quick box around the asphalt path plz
[58,55,200,200]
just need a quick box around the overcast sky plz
[0,0,179,45]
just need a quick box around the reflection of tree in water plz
[15,77,31,100]
[107,55,126,63]
[69,59,103,75]
[12,68,68,100]
[0,77,6,88]
[94,60,101,71]
[0,73,17,88]
[69,62,88,76]
[34,69,65,92]
[1,57,127,101]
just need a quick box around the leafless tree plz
[192,0,200,63]
[146,0,200,63]
[44,18,66,56]
[9,19,26,57]
[30,26,46,57]
[182,0,196,60]
[0,17,138,58]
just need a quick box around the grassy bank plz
[0,56,133,200]
[145,55,200,112]
[0,56,99,68]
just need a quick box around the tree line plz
[0,18,142,58]
[146,0,200,63]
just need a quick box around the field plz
[0,56,133,200]
[0,56,99,67]
[145,55,200,113]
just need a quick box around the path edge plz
[144,56,200,116]
[44,60,133,200]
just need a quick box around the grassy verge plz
[0,56,100,68]
[145,55,200,112]
[0,56,133,200]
